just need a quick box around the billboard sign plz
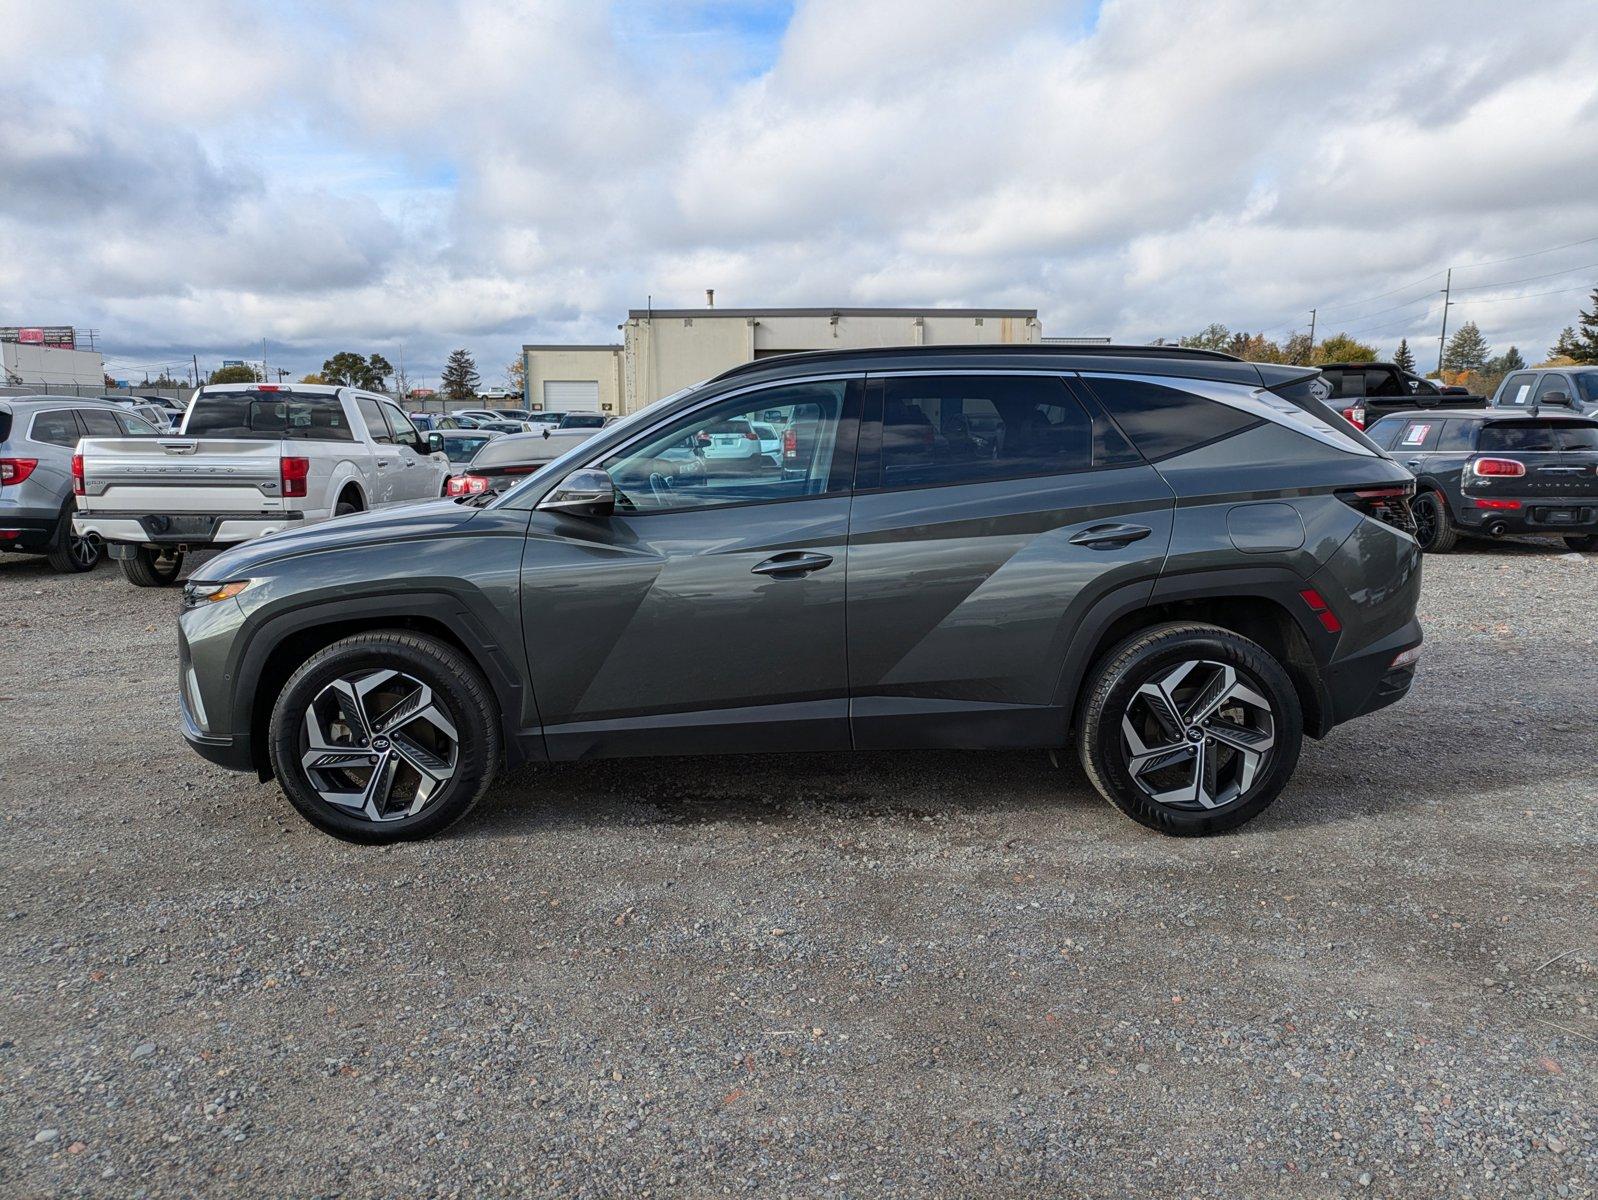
[0,326,76,349]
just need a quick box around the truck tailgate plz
[77,437,290,514]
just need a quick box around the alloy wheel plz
[1412,497,1438,549]
[1120,659,1276,811]
[69,530,102,569]
[300,668,459,822]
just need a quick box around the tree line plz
[1175,283,1598,398]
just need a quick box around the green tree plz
[440,348,480,402]
[209,364,261,384]
[1312,333,1379,364]
[1281,332,1313,365]
[1179,323,1232,352]
[1392,338,1416,373]
[368,353,396,390]
[1574,285,1598,363]
[321,351,375,388]
[1549,326,1582,360]
[1442,321,1490,373]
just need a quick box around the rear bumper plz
[74,511,307,548]
[1456,498,1598,536]
[0,512,56,551]
[1321,617,1422,726]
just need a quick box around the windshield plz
[488,381,709,509]
[184,390,354,441]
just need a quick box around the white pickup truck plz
[73,383,451,586]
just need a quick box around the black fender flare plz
[228,588,540,773]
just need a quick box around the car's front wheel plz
[267,631,501,842]
[1077,622,1303,836]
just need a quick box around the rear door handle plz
[1069,523,1152,549]
[752,551,834,577]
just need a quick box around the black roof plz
[709,342,1242,386]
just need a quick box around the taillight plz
[72,453,85,495]
[782,428,798,460]
[1337,483,1416,535]
[743,429,759,441]
[1471,457,1526,478]
[1341,406,1365,430]
[446,474,489,497]
[1297,588,1343,634]
[280,456,310,498]
[0,457,38,486]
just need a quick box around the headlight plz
[182,579,253,609]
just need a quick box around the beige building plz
[523,306,1041,416]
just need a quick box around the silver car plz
[1491,366,1598,415]
[0,396,164,572]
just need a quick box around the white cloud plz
[2,0,1597,382]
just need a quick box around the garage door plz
[544,380,599,409]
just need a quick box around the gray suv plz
[177,345,1423,842]
[0,396,164,572]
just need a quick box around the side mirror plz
[539,468,614,517]
[426,431,445,453]
[1545,391,1573,408]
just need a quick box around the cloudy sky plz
[3,0,1597,387]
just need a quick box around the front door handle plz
[752,551,834,577]
[1405,459,1423,469]
[1069,523,1151,549]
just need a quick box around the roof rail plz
[708,342,1242,383]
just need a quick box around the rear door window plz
[1083,376,1261,461]
[77,409,122,438]
[356,397,393,444]
[870,375,1096,490]
[30,409,83,446]
[1497,373,1534,407]
[186,390,354,441]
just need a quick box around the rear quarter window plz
[1083,376,1261,460]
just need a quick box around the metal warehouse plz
[522,304,1042,416]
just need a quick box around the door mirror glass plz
[426,431,445,454]
[540,468,615,516]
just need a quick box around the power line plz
[1449,283,1592,306]
[1451,260,1598,293]
[1313,269,1448,320]
[1452,233,1598,271]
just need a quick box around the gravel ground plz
[1,538,1593,1198]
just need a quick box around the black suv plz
[1366,408,1598,551]
[178,345,1422,842]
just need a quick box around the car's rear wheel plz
[267,631,500,843]
[1564,534,1597,552]
[45,503,102,573]
[121,546,184,586]
[1411,492,1457,553]
[1077,623,1303,836]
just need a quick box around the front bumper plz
[74,511,306,548]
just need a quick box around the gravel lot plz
[1,539,1593,1198]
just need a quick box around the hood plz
[197,499,479,580]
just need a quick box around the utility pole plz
[192,354,200,387]
[261,338,267,383]
[1307,308,1317,353]
[1436,268,1453,374]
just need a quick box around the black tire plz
[1077,622,1303,836]
[267,631,500,843]
[1564,535,1597,552]
[45,502,102,573]
[121,546,184,586]
[335,498,359,518]
[1411,491,1457,553]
